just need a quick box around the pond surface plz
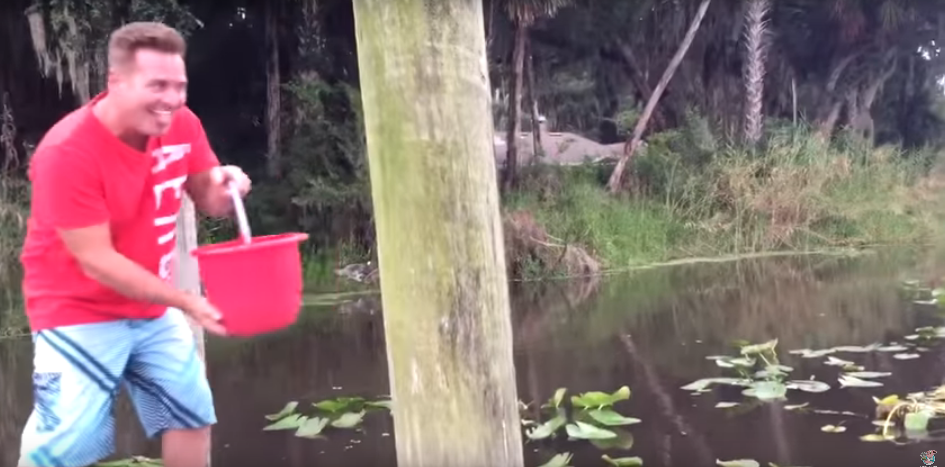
[2,248,945,467]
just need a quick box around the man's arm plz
[185,168,234,218]
[58,224,198,310]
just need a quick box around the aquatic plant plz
[261,395,392,439]
[681,339,830,401]
[523,386,644,466]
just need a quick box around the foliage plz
[507,115,943,276]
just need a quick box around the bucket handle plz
[228,180,252,244]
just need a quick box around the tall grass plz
[506,119,945,272]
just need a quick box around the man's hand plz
[210,165,251,198]
[186,164,252,218]
[180,294,228,336]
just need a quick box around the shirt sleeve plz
[29,145,110,230]
[182,107,221,175]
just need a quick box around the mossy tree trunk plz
[351,1,525,466]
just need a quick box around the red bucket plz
[191,232,309,337]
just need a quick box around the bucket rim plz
[191,232,309,258]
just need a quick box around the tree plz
[501,0,571,191]
[606,0,713,193]
[351,0,525,466]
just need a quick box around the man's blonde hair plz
[108,21,186,68]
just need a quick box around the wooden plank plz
[174,194,210,467]
[351,1,525,466]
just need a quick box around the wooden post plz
[174,195,210,467]
[352,1,525,466]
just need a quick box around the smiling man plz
[16,22,249,467]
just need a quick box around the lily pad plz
[715,402,740,408]
[681,378,751,392]
[526,413,567,440]
[565,421,617,440]
[265,401,299,421]
[314,396,365,413]
[587,409,642,426]
[893,353,921,360]
[330,410,365,429]
[740,339,778,355]
[860,433,887,442]
[820,424,846,433]
[785,380,830,393]
[571,386,631,409]
[295,417,330,438]
[538,453,573,467]
[843,371,891,379]
[784,402,809,411]
[838,375,883,388]
[602,454,644,466]
[877,345,909,352]
[904,411,933,431]
[743,381,787,401]
[590,428,636,450]
[824,356,855,367]
[716,460,760,467]
[790,348,835,358]
[264,414,307,431]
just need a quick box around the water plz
[2,249,944,466]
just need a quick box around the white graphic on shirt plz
[151,145,191,281]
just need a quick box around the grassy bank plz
[1,121,943,290]
[504,122,944,278]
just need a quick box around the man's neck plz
[92,95,149,152]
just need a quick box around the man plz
[16,22,248,467]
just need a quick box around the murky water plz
[2,248,945,467]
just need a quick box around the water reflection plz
[1,249,944,466]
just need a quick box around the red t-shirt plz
[20,92,220,331]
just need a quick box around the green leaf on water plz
[904,411,932,431]
[740,339,778,355]
[295,417,330,438]
[821,424,846,433]
[785,380,830,393]
[264,414,307,431]
[681,378,751,392]
[784,402,809,411]
[833,344,880,353]
[716,459,760,467]
[571,386,631,409]
[314,396,366,413]
[602,454,643,466]
[330,410,365,429]
[824,356,855,366]
[743,381,787,401]
[893,353,921,360]
[366,399,392,410]
[859,433,887,442]
[565,421,617,440]
[587,409,642,426]
[877,345,909,352]
[790,348,835,358]
[590,428,635,450]
[715,402,740,408]
[552,388,567,408]
[526,412,567,440]
[843,371,891,379]
[537,452,573,467]
[838,375,883,388]
[265,401,299,420]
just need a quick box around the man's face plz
[108,49,187,137]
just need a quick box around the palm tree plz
[501,0,571,191]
